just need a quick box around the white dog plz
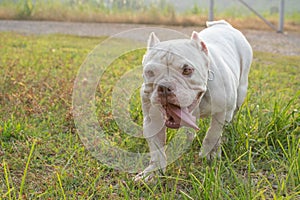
[135,20,252,181]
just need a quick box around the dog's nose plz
[157,83,174,96]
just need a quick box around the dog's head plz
[141,32,210,130]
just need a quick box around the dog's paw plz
[199,146,221,160]
[133,164,163,183]
[199,139,222,160]
[133,171,155,183]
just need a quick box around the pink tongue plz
[168,104,199,130]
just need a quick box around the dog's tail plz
[206,20,232,27]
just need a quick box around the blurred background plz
[0,0,299,30]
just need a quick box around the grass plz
[0,32,299,199]
[0,0,299,31]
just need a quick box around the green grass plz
[0,32,299,199]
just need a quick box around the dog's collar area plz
[208,69,215,81]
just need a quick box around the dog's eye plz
[145,70,155,78]
[182,64,194,76]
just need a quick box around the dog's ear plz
[147,32,160,50]
[191,31,208,55]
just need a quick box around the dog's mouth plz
[163,103,199,130]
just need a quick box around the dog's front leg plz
[134,106,167,182]
[141,125,167,180]
[199,112,225,160]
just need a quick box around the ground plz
[0,20,299,56]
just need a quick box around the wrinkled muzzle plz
[156,81,200,130]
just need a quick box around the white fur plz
[135,20,252,181]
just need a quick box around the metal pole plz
[278,0,285,33]
[208,0,214,21]
[238,0,278,32]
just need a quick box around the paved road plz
[1,20,299,56]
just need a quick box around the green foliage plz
[17,0,33,18]
[0,32,299,199]
[191,3,201,15]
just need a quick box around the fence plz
[208,0,285,33]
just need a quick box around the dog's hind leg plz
[236,43,252,111]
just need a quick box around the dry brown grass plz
[228,17,300,32]
[0,5,299,32]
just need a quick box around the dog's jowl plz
[135,20,252,181]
